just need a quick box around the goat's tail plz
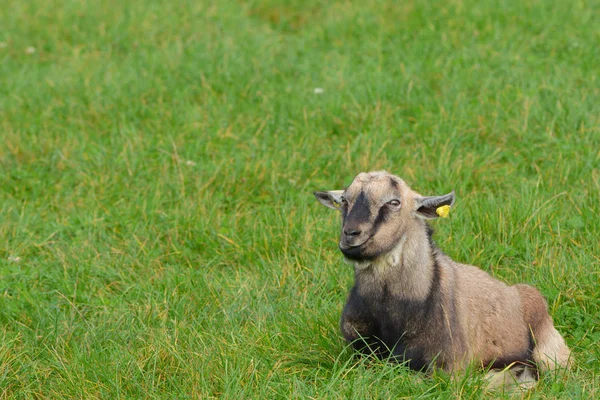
[531,320,571,373]
[515,284,572,373]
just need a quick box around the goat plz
[314,171,570,389]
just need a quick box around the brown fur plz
[315,171,570,387]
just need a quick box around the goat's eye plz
[387,199,401,207]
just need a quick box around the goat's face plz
[315,171,455,261]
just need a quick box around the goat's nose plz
[343,228,362,237]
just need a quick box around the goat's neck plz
[353,226,435,301]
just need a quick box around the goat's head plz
[314,171,455,261]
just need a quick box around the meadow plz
[1,0,599,398]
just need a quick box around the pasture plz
[1,0,599,397]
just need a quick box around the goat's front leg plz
[341,286,387,357]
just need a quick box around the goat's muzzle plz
[339,229,372,260]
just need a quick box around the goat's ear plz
[314,190,344,210]
[414,191,455,219]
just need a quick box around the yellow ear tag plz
[332,200,341,209]
[436,205,451,218]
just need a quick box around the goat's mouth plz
[339,235,370,250]
[339,238,374,260]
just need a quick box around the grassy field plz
[1,0,599,397]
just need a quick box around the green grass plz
[1,0,599,397]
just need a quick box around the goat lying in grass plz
[314,171,570,389]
